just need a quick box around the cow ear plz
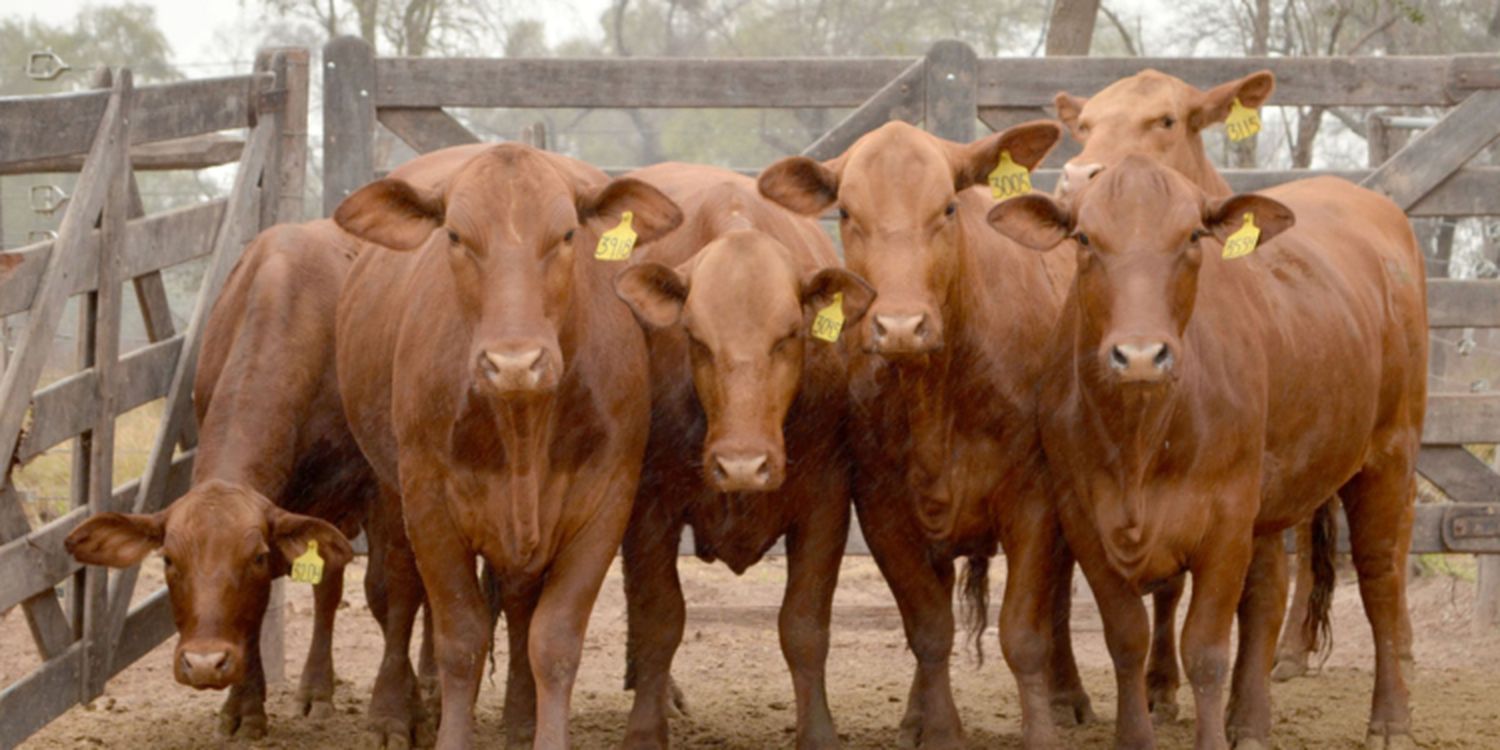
[1189,71,1275,131]
[614,262,688,329]
[1053,92,1089,142]
[270,509,354,571]
[953,120,1061,192]
[987,194,1072,251]
[801,267,876,327]
[334,178,445,250]
[758,156,840,216]
[1205,193,1295,246]
[580,177,683,246]
[66,512,165,568]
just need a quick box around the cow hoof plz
[304,700,336,721]
[1364,730,1417,750]
[364,728,412,750]
[227,714,267,740]
[1271,655,1308,682]
[1149,700,1178,725]
[667,678,690,719]
[414,715,438,748]
[1232,737,1270,750]
[1050,692,1096,726]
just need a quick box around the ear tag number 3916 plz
[1226,98,1261,142]
[988,150,1032,202]
[595,211,637,261]
[1222,213,1260,259]
[290,540,325,585]
[810,292,844,343]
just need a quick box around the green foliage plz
[0,3,178,95]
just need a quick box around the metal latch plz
[26,50,71,81]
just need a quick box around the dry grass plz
[11,399,167,525]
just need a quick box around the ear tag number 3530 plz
[1226,98,1261,142]
[291,540,325,585]
[810,292,844,343]
[988,150,1032,201]
[595,211,637,261]
[1222,213,1260,259]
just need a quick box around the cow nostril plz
[712,460,729,483]
[914,316,928,338]
[479,352,499,377]
[1153,346,1173,370]
[873,318,888,337]
[1110,346,1129,371]
[1087,165,1104,179]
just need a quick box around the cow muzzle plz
[869,310,941,356]
[705,445,785,493]
[1105,339,1176,383]
[477,343,560,395]
[175,640,242,689]
[1059,161,1105,196]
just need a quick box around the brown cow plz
[989,156,1424,749]
[759,121,1092,749]
[66,220,369,739]
[1052,68,1378,689]
[335,143,682,749]
[612,163,874,749]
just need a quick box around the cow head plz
[1054,69,1275,195]
[335,144,681,404]
[987,156,1293,385]
[759,121,1059,358]
[65,480,352,689]
[616,230,873,492]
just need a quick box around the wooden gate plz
[0,49,308,748]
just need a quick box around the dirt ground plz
[7,555,1500,749]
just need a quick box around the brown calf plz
[66,220,368,739]
[612,163,873,749]
[335,143,682,749]
[990,156,1425,749]
[759,121,1091,749]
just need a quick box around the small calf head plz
[65,480,352,689]
[616,230,873,492]
[987,156,1293,386]
[759,121,1060,359]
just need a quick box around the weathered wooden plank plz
[375,56,916,109]
[1447,54,1500,100]
[0,134,245,176]
[22,589,75,661]
[1361,89,1500,210]
[378,107,480,154]
[1423,393,1500,444]
[0,74,264,166]
[324,36,378,216]
[977,106,1081,167]
[925,41,977,143]
[978,56,1467,107]
[110,587,174,679]
[0,508,88,613]
[1428,280,1500,328]
[0,643,85,749]
[260,48,311,232]
[1419,446,1500,505]
[803,58,924,161]
[0,200,225,318]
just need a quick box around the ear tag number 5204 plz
[291,540,325,585]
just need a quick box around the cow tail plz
[482,560,503,683]
[1303,500,1337,665]
[958,554,991,666]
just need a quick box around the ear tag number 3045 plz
[988,150,1032,202]
[810,292,844,343]
[595,211,637,261]
[1222,213,1260,259]
[1226,98,1261,142]
[290,540,325,585]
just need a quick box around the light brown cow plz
[989,155,1424,749]
[612,163,874,749]
[335,143,682,749]
[1055,67,1347,692]
[66,220,369,739]
[759,121,1092,749]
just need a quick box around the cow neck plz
[483,393,555,565]
[1183,139,1232,198]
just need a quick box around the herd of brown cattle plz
[63,68,1425,750]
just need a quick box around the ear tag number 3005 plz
[810,292,844,343]
[1222,213,1261,259]
[290,540,325,585]
[1226,98,1261,142]
[595,211,637,261]
[988,150,1032,201]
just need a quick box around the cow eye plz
[446,229,460,244]
[162,555,173,570]
[563,229,575,243]
[773,332,800,354]
[1161,115,1176,129]
[944,202,957,217]
[838,207,849,221]
[1074,232,1090,247]
[253,552,268,567]
[1190,228,1208,242]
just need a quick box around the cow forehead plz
[162,483,269,553]
[1085,70,1195,120]
[841,123,953,213]
[1075,160,1204,242]
[444,148,577,236]
[687,233,802,335]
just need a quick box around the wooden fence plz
[323,36,1500,561]
[0,49,308,748]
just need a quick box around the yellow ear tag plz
[1222,213,1261,259]
[987,150,1032,201]
[290,540,324,585]
[810,292,845,343]
[1225,98,1261,142]
[595,211,638,261]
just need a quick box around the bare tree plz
[1045,0,1099,54]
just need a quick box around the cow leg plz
[1180,539,1251,750]
[998,500,1076,750]
[419,606,440,730]
[1272,515,1316,682]
[1146,572,1185,723]
[779,497,849,750]
[366,485,432,749]
[1043,539,1095,727]
[499,577,542,749]
[856,494,962,750]
[1341,464,1417,750]
[1225,534,1289,749]
[1075,550,1155,750]
[220,631,269,739]
[620,511,686,750]
[297,564,343,720]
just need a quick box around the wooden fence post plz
[924,40,977,144]
[1480,451,1500,632]
[323,36,376,217]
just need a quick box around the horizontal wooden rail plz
[0,74,269,167]
[1424,394,1500,444]
[0,134,245,176]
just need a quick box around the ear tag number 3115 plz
[810,292,844,343]
[595,211,637,261]
[1226,98,1261,142]
[291,540,325,585]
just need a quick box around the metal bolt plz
[946,73,956,81]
